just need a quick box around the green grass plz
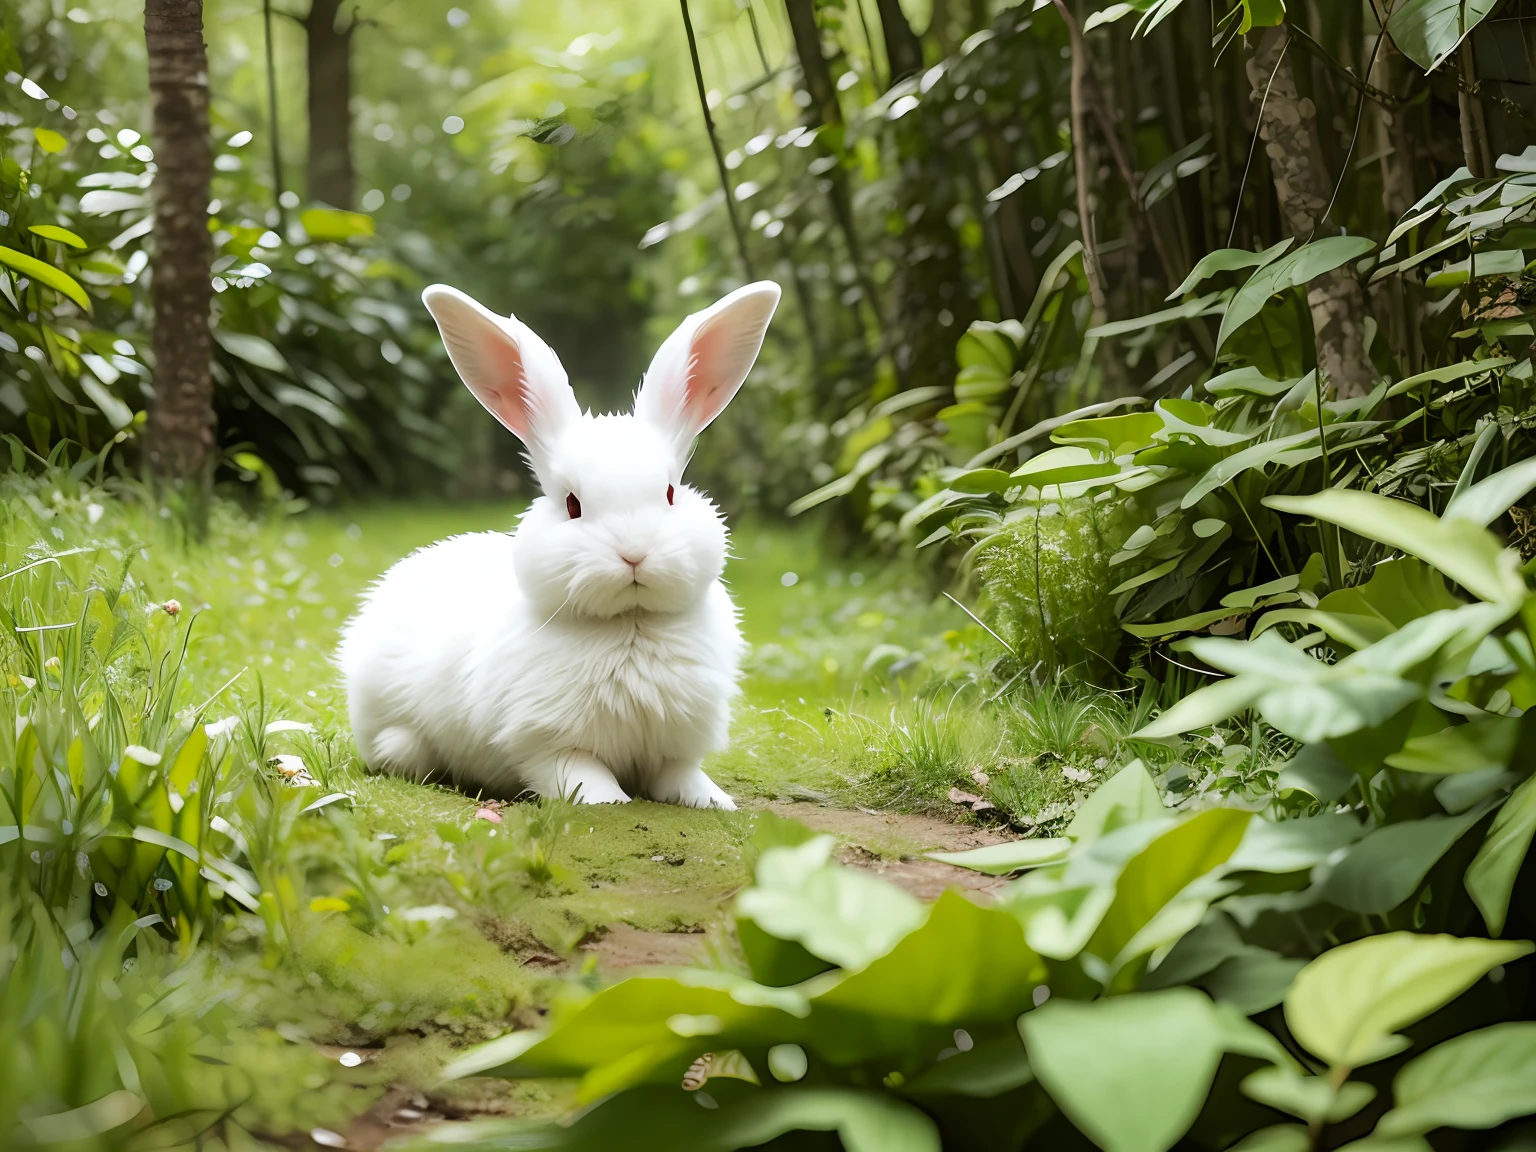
[0,470,1266,1147]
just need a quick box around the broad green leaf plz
[1321,808,1487,914]
[1218,237,1376,352]
[1425,248,1524,288]
[928,838,1072,874]
[1204,366,1300,396]
[1087,808,1252,968]
[1052,411,1165,455]
[736,838,924,972]
[1202,950,1306,1015]
[1122,607,1242,640]
[1386,716,1519,775]
[1066,759,1166,842]
[0,245,92,313]
[1234,0,1286,33]
[300,206,376,242]
[28,224,86,248]
[1465,771,1536,935]
[213,329,289,373]
[1225,812,1365,873]
[1012,445,1119,488]
[1020,989,1224,1152]
[1136,676,1267,739]
[33,127,67,154]
[1378,1021,1536,1135]
[902,1032,1035,1098]
[1084,3,1140,32]
[1264,490,1526,606]
[947,467,1016,494]
[1274,742,1356,803]
[812,891,1045,1058]
[1387,0,1499,72]
[1285,932,1533,1068]
[1167,238,1291,300]
[1445,456,1536,526]
[1242,1066,1375,1123]
[1180,427,1325,508]
[1228,1127,1309,1152]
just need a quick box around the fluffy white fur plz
[338,281,781,808]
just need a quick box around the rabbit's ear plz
[422,285,579,465]
[635,281,780,455]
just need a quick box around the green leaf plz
[1378,1021,1536,1135]
[947,468,1016,494]
[1242,1066,1375,1123]
[1426,248,1525,287]
[1179,427,1328,508]
[1167,238,1291,300]
[1387,0,1500,72]
[927,838,1072,874]
[1218,237,1377,352]
[1135,676,1268,739]
[1321,808,1488,914]
[1445,456,1536,527]
[28,224,86,248]
[457,1085,942,1152]
[300,207,376,242]
[735,838,925,972]
[1052,411,1165,455]
[1204,366,1301,396]
[1225,812,1366,873]
[1264,489,1526,606]
[1228,1126,1309,1152]
[1065,759,1166,842]
[812,891,1045,1056]
[1234,0,1286,34]
[1285,933,1533,1068]
[212,329,289,373]
[1020,989,1225,1152]
[1011,445,1119,489]
[1465,771,1536,935]
[1087,808,1252,969]
[33,127,67,154]
[1386,716,1519,775]
[0,245,92,313]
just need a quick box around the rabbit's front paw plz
[553,755,632,805]
[650,763,737,811]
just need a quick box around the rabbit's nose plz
[620,553,645,568]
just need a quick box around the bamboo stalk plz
[262,0,286,227]
[1052,0,1106,316]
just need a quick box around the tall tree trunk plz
[1246,26,1373,399]
[305,0,355,208]
[144,0,215,482]
[1370,39,1414,221]
[874,0,924,82]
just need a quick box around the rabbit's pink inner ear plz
[678,314,763,431]
[469,333,537,441]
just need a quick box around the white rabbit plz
[337,281,780,809]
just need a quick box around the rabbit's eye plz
[667,484,675,506]
[566,494,581,519]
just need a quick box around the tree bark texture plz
[1246,26,1373,399]
[144,0,215,480]
[1457,40,1492,179]
[305,0,355,209]
[1370,39,1415,221]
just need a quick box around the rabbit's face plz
[421,279,778,619]
[512,414,727,618]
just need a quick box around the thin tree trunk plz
[784,0,880,337]
[262,0,286,225]
[305,0,355,209]
[1055,0,1106,317]
[874,0,924,82]
[1458,40,1492,178]
[681,0,754,278]
[144,0,215,482]
[1246,26,1373,399]
[1370,38,1414,220]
